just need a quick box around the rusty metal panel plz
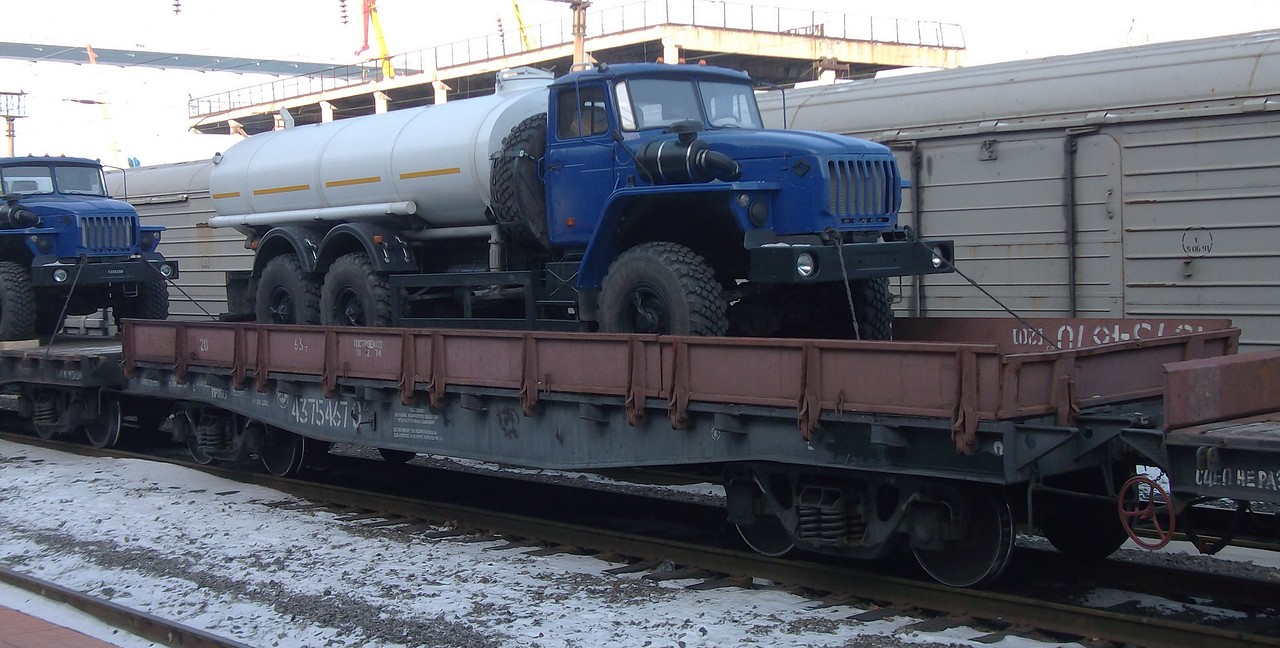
[436,332,526,390]
[1164,350,1280,430]
[181,325,237,368]
[123,320,179,365]
[895,317,1233,353]
[332,328,404,382]
[672,337,806,409]
[809,342,996,419]
[528,335,645,396]
[259,326,329,376]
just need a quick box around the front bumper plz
[748,239,953,284]
[31,257,179,287]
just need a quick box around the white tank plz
[208,67,553,229]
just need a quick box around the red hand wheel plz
[1117,475,1177,550]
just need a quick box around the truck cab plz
[496,63,952,337]
[0,157,177,340]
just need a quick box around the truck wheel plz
[113,275,170,329]
[852,277,894,341]
[256,255,320,325]
[491,113,552,252]
[599,242,727,336]
[321,253,392,327]
[0,261,36,341]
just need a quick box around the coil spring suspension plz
[194,416,231,453]
[32,399,59,429]
[797,486,868,545]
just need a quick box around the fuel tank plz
[208,67,553,229]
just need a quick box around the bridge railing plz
[188,0,965,119]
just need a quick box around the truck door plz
[545,84,616,248]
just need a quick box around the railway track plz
[0,565,252,648]
[2,430,1278,647]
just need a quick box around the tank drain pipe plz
[208,201,417,228]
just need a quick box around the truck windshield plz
[617,78,763,131]
[0,164,107,197]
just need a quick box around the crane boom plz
[355,0,395,79]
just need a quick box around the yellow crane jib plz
[355,0,395,80]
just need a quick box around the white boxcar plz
[759,30,1280,351]
[108,160,243,320]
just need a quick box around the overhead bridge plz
[187,0,966,136]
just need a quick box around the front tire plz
[0,261,35,341]
[321,253,392,327]
[599,242,727,336]
[255,255,321,325]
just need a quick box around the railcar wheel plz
[1036,468,1131,561]
[912,487,1015,588]
[599,242,727,336]
[176,414,219,466]
[259,425,307,477]
[256,255,321,325]
[735,515,796,557]
[378,448,416,464]
[83,396,122,449]
[321,253,392,327]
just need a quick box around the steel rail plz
[0,566,253,648]
[3,430,1278,648]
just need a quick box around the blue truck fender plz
[576,181,781,290]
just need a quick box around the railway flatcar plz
[757,30,1280,352]
[3,315,1277,588]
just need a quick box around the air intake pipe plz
[0,198,38,229]
[636,120,741,185]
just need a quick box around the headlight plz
[931,248,945,269]
[796,252,817,279]
[158,263,175,278]
[53,269,69,283]
[748,200,768,227]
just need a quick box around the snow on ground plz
[0,439,1073,648]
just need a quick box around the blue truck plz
[0,156,177,340]
[210,64,952,338]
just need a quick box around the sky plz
[2,0,1280,167]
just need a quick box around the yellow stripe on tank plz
[325,176,382,188]
[399,167,461,180]
[211,191,241,200]
[252,184,311,196]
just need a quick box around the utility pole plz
[0,92,26,157]
[548,0,591,66]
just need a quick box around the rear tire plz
[255,255,321,325]
[0,261,35,341]
[113,275,169,329]
[599,242,727,336]
[321,253,392,327]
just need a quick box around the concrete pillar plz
[320,101,335,122]
[661,38,681,64]
[432,80,450,105]
[374,91,390,114]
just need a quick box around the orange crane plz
[354,0,395,80]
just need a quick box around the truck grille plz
[79,215,136,253]
[826,157,900,221]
